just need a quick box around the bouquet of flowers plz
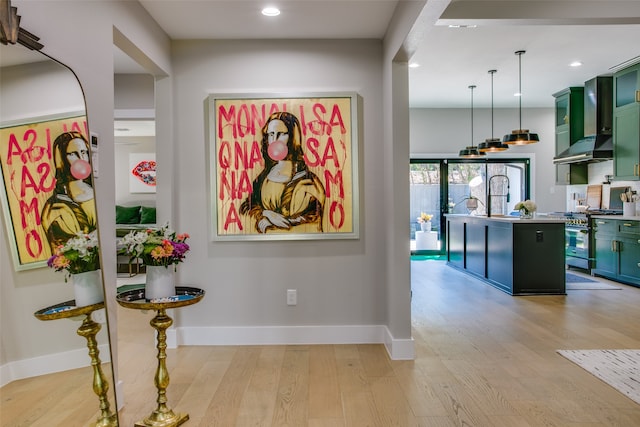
[417,212,433,223]
[514,200,537,214]
[118,223,190,268]
[47,230,100,280]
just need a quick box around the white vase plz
[72,269,104,307]
[420,221,431,232]
[145,265,176,300]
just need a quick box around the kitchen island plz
[446,214,567,295]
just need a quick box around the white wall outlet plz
[286,289,297,305]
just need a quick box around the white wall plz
[410,106,568,213]
[170,38,397,344]
[569,160,640,212]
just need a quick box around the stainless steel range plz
[547,210,622,271]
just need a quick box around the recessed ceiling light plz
[448,24,477,28]
[262,7,280,17]
[409,62,420,68]
[569,61,583,67]
[514,92,522,97]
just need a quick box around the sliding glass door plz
[410,158,530,255]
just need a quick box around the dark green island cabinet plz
[446,215,567,295]
[592,216,640,287]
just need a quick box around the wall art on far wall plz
[0,112,93,270]
[207,92,360,241]
[129,153,156,193]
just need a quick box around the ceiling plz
[114,0,640,109]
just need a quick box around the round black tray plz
[35,300,104,321]
[116,286,205,310]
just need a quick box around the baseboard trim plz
[176,325,415,360]
[0,344,111,387]
[1,326,415,388]
[383,327,415,360]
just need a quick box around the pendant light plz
[459,85,485,158]
[503,50,539,145]
[478,70,509,152]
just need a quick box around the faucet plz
[487,174,510,217]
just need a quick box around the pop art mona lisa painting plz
[208,93,360,241]
[0,113,95,269]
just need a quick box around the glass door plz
[410,158,530,255]
[410,161,441,254]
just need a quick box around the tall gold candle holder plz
[116,286,205,427]
[35,300,118,427]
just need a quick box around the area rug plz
[411,254,446,261]
[566,272,597,283]
[566,282,622,290]
[557,349,640,405]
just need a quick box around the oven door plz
[565,226,590,267]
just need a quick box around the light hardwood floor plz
[3,261,640,426]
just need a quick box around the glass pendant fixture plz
[459,85,485,158]
[503,50,539,145]
[479,69,509,152]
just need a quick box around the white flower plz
[515,200,536,213]
[63,230,99,257]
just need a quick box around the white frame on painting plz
[206,92,361,241]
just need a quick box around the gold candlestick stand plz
[34,300,118,427]
[116,286,205,427]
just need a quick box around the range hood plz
[553,134,613,164]
[553,76,613,165]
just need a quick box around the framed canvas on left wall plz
[0,112,94,270]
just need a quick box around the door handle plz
[636,90,640,103]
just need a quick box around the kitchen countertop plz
[590,214,640,221]
[444,214,567,223]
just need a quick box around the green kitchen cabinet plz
[553,87,587,184]
[592,217,640,286]
[592,218,617,278]
[613,62,640,180]
[619,235,640,284]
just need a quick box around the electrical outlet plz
[287,289,297,305]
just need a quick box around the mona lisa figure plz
[41,131,96,251]
[240,111,325,234]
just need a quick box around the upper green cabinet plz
[553,87,587,185]
[613,62,640,180]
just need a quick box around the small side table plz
[34,300,117,427]
[116,286,205,427]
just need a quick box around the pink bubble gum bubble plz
[70,159,92,180]
[268,141,288,161]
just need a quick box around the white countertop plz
[590,215,640,221]
[445,214,566,223]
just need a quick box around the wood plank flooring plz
[3,261,640,426]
